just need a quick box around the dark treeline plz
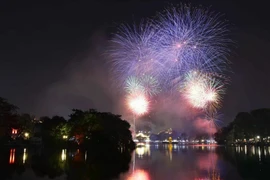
[215,108,270,145]
[0,97,135,151]
[0,97,135,179]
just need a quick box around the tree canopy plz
[215,108,270,144]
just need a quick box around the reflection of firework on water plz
[181,71,225,111]
[127,169,150,180]
[127,92,149,116]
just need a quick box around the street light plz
[63,135,68,139]
[24,132,29,138]
[257,136,260,139]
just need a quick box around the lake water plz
[1,144,270,180]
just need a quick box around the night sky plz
[0,0,269,130]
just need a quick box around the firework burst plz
[153,4,230,82]
[125,75,160,97]
[181,71,225,111]
[140,75,161,97]
[125,76,144,95]
[109,3,232,122]
[127,92,149,116]
[109,21,160,84]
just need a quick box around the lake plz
[1,144,270,180]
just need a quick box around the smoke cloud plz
[36,30,215,135]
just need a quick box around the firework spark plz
[125,75,160,97]
[109,3,232,121]
[110,4,230,93]
[140,75,161,97]
[154,4,230,82]
[127,92,149,116]
[109,22,159,84]
[181,71,225,111]
[205,111,224,129]
[125,76,144,95]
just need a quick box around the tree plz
[0,97,18,124]
[68,109,135,150]
[51,123,70,140]
[251,109,270,139]
[41,116,67,144]
[215,108,270,145]
[234,112,256,140]
[18,113,34,135]
[0,97,19,138]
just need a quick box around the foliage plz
[51,123,70,140]
[17,113,35,135]
[215,108,270,144]
[68,109,134,149]
[41,116,67,144]
[0,97,135,151]
[0,97,18,127]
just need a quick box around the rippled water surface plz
[1,144,270,180]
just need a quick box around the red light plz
[12,128,18,135]
[9,149,15,164]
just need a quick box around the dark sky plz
[0,0,270,130]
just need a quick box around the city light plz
[24,132,29,138]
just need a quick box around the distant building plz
[157,128,181,141]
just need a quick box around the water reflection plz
[167,144,172,161]
[2,145,270,179]
[127,170,150,180]
[9,149,15,164]
[61,149,66,161]
[128,144,225,180]
[231,145,270,179]
[197,152,218,170]
[22,148,27,164]
[135,145,150,158]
